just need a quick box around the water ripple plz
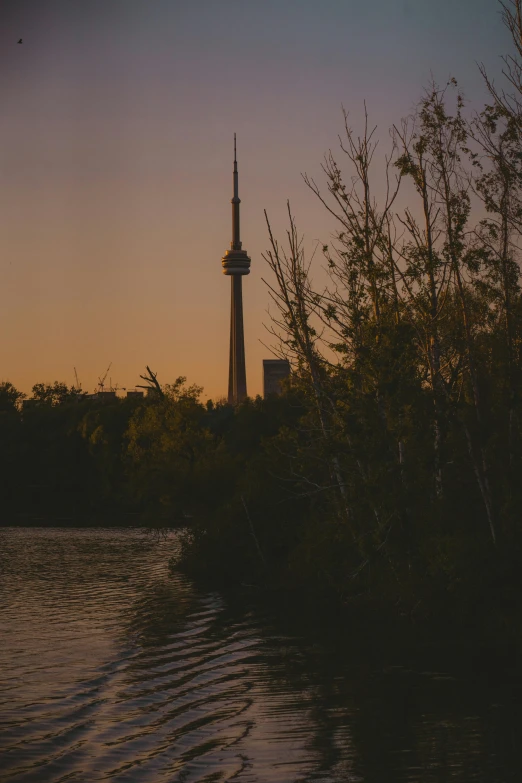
[0,528,520,782]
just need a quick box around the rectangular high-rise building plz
[263,359,290,397]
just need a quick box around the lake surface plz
[0,528,520,783]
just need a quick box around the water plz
[0,528,520,783]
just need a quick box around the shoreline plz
[4,523,521,662]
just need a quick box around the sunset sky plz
[0,0,512,399]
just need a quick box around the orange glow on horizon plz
[0,0,509,400]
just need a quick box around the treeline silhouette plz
[0,356,520,639]
[0,378,305,542]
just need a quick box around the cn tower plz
[221,135,251,404]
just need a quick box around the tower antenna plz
[97,362,112,392]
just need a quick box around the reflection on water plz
[0,528,520,782]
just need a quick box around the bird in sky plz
[17,39,22,44]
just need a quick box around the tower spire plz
[232,132,241,250]
[222,135,251,404]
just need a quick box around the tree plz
[0,381,25,413]
[30,381,85,406]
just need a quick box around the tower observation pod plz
[221,135,251,404]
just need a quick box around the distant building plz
[95,391,117,402]
[126,390,144,399]
[263,359,290,397]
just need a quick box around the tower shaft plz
[228,275,247,403]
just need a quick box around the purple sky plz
[0,0,512,398]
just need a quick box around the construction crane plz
[73,367,81,391]
[108,377,126,393]
[97,362,112,392]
